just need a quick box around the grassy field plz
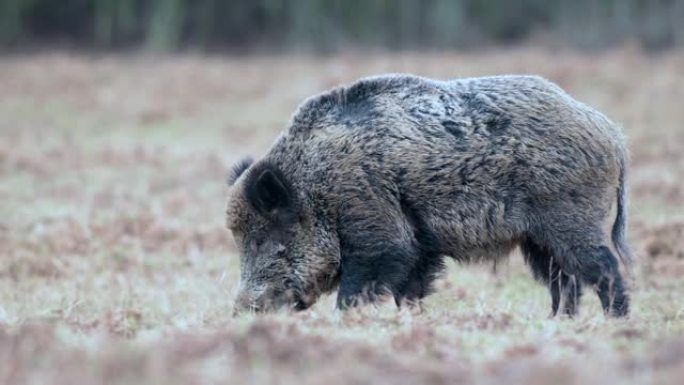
[1,47,684,384]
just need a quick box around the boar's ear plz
[245,163,297,223]
[227,156,254,186]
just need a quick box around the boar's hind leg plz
[528,222,629,317]
[522,238,582,317]
[574,245,629,317]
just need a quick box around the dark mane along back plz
[289,74,429,133]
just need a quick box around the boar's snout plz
[232,282,270,314]
[232,284,313,315]
[233,290,261,315]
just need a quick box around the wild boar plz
[226,74,632,317]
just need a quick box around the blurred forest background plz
[1,0,684,52]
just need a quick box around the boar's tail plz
[611,157,634,274]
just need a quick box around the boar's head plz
[226,158,340,313]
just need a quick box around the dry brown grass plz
[1,46,683,384]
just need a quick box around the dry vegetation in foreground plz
[1,47,684,385]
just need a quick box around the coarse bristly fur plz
[226,73,633,317]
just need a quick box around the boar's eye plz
[251,230,272,249]
[246,234,266,254]
[250,239,259,253]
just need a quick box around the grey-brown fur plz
[226,74,632,317]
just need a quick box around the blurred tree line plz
[1,0,682,52]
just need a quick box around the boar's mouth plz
[292,290,321,311]
[283,288,314,312]
[268,285,314,312]
[234,272,336,314]
[293,298,311,311]
[266,295,310,312]
[233,293,309,314]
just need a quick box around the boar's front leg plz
[335,199,417,309]
[394,254,445,307]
